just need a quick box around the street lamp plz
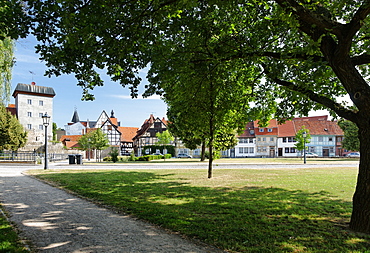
[302,131,307,164]
[42,112,51,170]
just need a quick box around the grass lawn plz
[29,166,370,252]
[0,206,29,252]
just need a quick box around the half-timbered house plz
[132,114,168,156]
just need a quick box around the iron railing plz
[0,151,68,162]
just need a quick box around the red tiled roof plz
[238,122,255,137]
[119,127,138,142]
[59,135,82,142]
[110,117,118,126]
[278,120,295,137]
[293,115,328,121]
[293,120,343,136]
[65,141,79,149]
[254,119,278,136]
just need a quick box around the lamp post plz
[42,112,51,170]
[303,131,307,164]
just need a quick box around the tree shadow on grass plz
[37,171,370,253]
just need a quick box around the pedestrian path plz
[0,164,224,252]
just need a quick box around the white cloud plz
[14,53,42,64]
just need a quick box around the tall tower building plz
[12,82,56,150]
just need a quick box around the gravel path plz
[0,164,225,253]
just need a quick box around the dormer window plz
[259,128,264,132]
[268,128,272,132]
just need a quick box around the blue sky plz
[11,36,168,129]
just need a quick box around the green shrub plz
[109,148,119,163]
[103,156,112,161]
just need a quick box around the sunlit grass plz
[29,167,369,252]
[0,206,29,253]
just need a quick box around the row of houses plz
[7,82,346,158]
[62,108,345,158]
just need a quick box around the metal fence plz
[0,151,68,162]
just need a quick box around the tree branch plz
[352,54,370,66]
[262,63,358,122]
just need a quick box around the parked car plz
[177,153,192,158]
[346,152,360,158]
[305,152,319,158]
[152,153,163,156]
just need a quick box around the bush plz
[109,147,119,163]
[103,156,112,161]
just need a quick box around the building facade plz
[12,82,56,151]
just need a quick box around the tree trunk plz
[208,144,213,179]
[350,125,370,233]
[201,142,206,161]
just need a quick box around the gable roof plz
[277,120,295,137]
[119,127,139,142]
[133,114,167,140]
[293,119,343,136]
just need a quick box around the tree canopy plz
[338,119,360,152]
[6,0,370,233]
[294,126,311,153]
[0,105,27,151]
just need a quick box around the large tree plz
[17,0,370,233]
[0,1,30,104]
[0,105,27,151]
[0,37,14,104]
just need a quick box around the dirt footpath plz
[0,164,225,253]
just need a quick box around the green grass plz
[0,206,29,252]
[29,167,370,253]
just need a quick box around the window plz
[270,137,274,142]
[268,128,272,132]
[27,99,32,105]
[262,137,266,141]
[318,136,323,142]
[249,147,254,153]
[309,147,315,152]
[239,147,244,153]
[27,112,32,117]
[263,147,267,152]
[249,138,253,143]
[39,125,43,130]
[259,128,264,132]
[283,137,287,143]
[328,137,333,142]
[39,100,43,106]
[290,147,296,153]
[329,147,334,153]
[257,137,261,141]
[27,124,32,130]
[39,113,43,117]
[249,130,254,135]
[285,147,290,153]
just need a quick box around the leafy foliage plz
[338,119,360,152]
[0,105,27,151]
[108,147,119,163]
[0,37,14,104]
[294,126,311,152]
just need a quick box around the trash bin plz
[75,154,82,165]
[68,154,76,164]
